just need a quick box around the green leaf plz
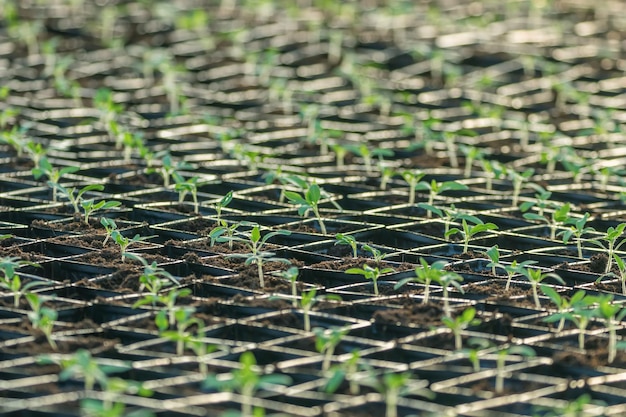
[307,183,321,203]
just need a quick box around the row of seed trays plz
[2,0,626,416]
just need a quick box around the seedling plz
[44,348,129,391]
[81,198,122,226]
[110,232,156,262]
[495,345,536,394]
[540,286,586,333]
[518,267,565,309]
[508,168,534,207]
[173,173,201,214]
[415,179,468,211]
[218,225,291,288]
[156,307,204,356]
[148,152,193,187]
[395,258,447,304]
[53,184,105,215]
[25,293,57,350]
[459,144,485,178]
[277,266,299,307]
[523,202,570,240]
[285,182,333,235]
[208,220,244,249]
[346,264,395,296]
[0,257,45,307]
[589,223,626,274]
[441,307,481,350]
[544,293,599,350]
[445,218,498,254]
[362,244,388,265]
[594,295,626,364]
[100,217,117,246]
[323,351,362,395]
[417,203,480,241]
[214,190,233,224]
[204,352,291,417]
[461,337,492,372]
[345,144,394,175]
[1,273,49,308]
[361,371,433,417]
[604,254,626,295]
[399,169,425,206]
[519,184,553,217]
[485,245,502,276]
[81,375,153,417]
[314,327,349,372]
[299,289,341,332]
[480,158,507,191]
[559,212,594,258]
[32,157,80,202]
[335,233,358,258]
[501,259,537,291]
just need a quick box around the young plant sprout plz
[44,348,129,391]
[441,307,481,350]
[415,179,469,217]
[204,352,291,417]
[540,286,586,333]
[148,152,193,187]
[544,292,599,350]
[379,164,396,191]
[594,294,626,364]
[604,254,626,295]
[323,351,362,395]
[508,167,534,207]
[208,220,243,249]
[445,218,498,254]
[277,266,299,307]
[459,144,484,178]
[589,223,626,274]
[285,182,336,235]
[156,307,204,356]
[1,272,49,308]
[461,337,492,372]
[53,184,105,215]
[419,203,482,241]
[80,198,122,226]
[495,345,536,394]
[362,244,388,265]
[298,289,341,332]
[173,173,201,214]
[395,258,446,304]
[100,217,117,246]
[345,264,395,296]
[32,157,80,202]
[214,190,233,224]
[518,267,565,309]
[314,327,349,372]
[25,293,57,350]
[400,169,425,206]
[335,233,358,258]
[361,371,433,417]
[523,202,570,240]
[480,158,507,191]
[110,232,155,262]
[218,225,291,289]
[519,184,552,217]
[331,143,348,169]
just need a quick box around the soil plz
[2,0,626,415]
[552,335,626,369]
[308,258,414,272]
[372,302,445,327]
